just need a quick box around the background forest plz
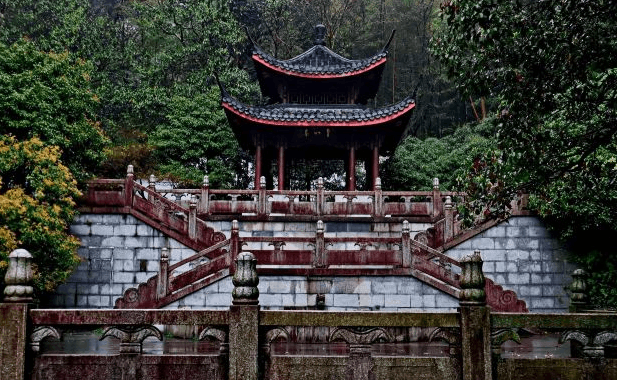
[0,0,615,306]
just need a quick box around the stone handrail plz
[83,171,468,220]
[2,250,613,380]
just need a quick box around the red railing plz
[82,168,466,221]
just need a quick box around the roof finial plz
[314,24,326,46]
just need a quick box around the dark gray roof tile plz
[223,95,415,124]
[253,44,388,76]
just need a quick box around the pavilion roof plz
[221,94,415,127]
[251,44,388,79]
[249,28,395,80]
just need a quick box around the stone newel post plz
[569,268,588,313]
[125,164,134,207]
[258,176,267,216]
[200,175,210,215]
[432,177,442,217]
[401,220,411,268]
[459,250,492,380]
[314,220,326,268]
[229,252,260,380]
[374,177,384,217]
[1,249,34,380]
[148,174,156,191]
[316,177,325,216]
[231,252,259,305]
[188,195,198,239]
[3,249,34,303]
[157,248,169,298]
[444,196,454,242]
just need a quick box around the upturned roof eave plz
[221,97,415,129]
[252,52,387,79]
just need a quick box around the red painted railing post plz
[314,220,326,268]
[157,247,169,299]
[374,177,384,217]
[432,177,441,218]
[200,175,210,215]
[188,196,197,240]
[316,177,324,216]
[258,176,267,216]
[401,220,411,268]
[230,220,240,273]
[124,165,134,208]
[444,196,454,242]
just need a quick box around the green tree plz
[432,0,617,305]
[0,136,81,295]
[384,121,496,191]
[0,40,106,295]
[132,0,258,187]
[0,40,107,182]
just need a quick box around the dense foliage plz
[90,0,258,187]
[384,121,496,191]
[0,40,107,182]
[0,136,82,294]
[0,40,105,294]
[432,0,617,306]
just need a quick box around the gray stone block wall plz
[446,216,575,312]
[55,214,573,312]
[165,276,459,311]
[51,214,197,308]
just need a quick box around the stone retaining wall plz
[51,214,574,312]
[164,276,459,311]
[446,216,575,313]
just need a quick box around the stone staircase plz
[82,169,527,312]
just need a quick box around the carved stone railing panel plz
[329,327,393,345]
[560,329,617,358]
[198,326,227,343]
[30,326,61,353]
[100,324,163,354]
[490,328,521,357]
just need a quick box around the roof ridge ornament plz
[314,24,327,46]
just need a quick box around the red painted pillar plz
[277,146,285,190]
[347,146,356,191]
[371,146,379,190]
[254,145,262,190]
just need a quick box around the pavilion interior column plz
[371,146,379,190]
[264,151,274,190]
[254,144,262,189]
[347,146,356,191]
[277,146,285,190]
